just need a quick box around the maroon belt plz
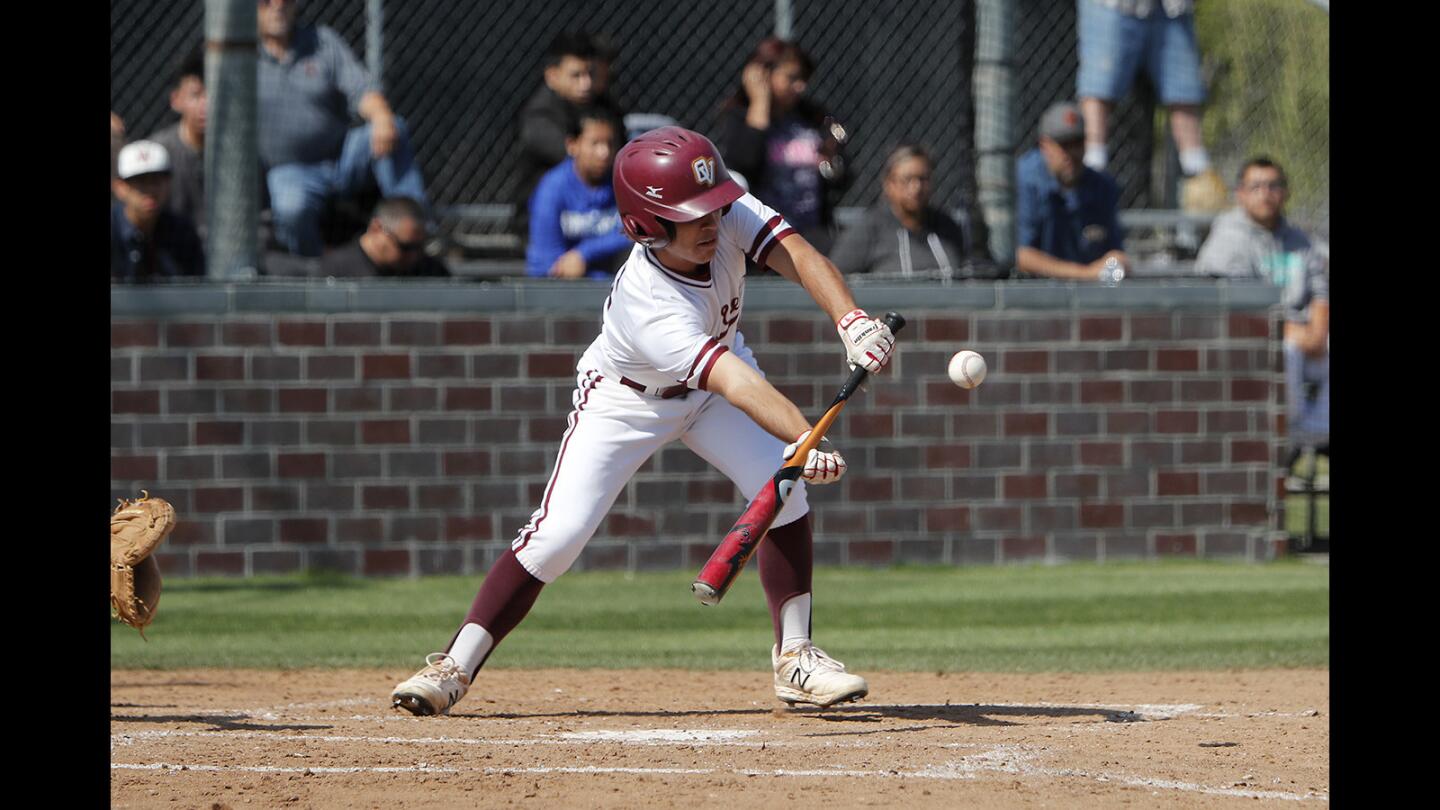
[619,376,690,399]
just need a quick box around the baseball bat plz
[691,311,906,606]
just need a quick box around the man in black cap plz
[1014,101,1130,282]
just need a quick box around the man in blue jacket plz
[526,112,630,279]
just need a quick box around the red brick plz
[362,420,411,444]
[1228,314,1271,338]
[445,386,493,410]
[1229,502,1269,524]
[848,540,895,564]
[364,485,410,509]
[1004,413,1047,436]
[335,321,383,346]
[768,319,816,343]
[388,321,440,346]
[688,480,737,503]
[364,549,412,576]
[848,476,894,502]
[280,518,328,544]
[418,484,465,509]
[848,414,894,438]
[223,322,272,346]
[1107,411,1150,434]
[277,320,327,346]
[926,382,973,406]
[927,507,970,531]
[196,551,245,576]
[112,390,160,414]
[923,444,972,469]
[1155,534,1197,556]
[1002,536,1047,560]
[1080,380,1124,403]
[1002,350,1049,374]
[112,322,160,348]
[196,421,244,445]
[279,388,328,412]
[166,322,215,347]
[278,453,326,478]
[1231,440,1270,463]
[1055,473,1100,497]
[1080,503,1125,528]
[363,354,411,380]
[196,355,245,380]
[111,454,159,480]
[1156,411,1200,433]
[553,317,595,345]
[1158,472,1201,496]
[442,319,492,345]
[1157,349,1199,371]
[305,355,357,380]
[1180,380,1224,401]
[499,386,547,411]
[1004,474,1047,499]
[444,451,491,475]
[1129,315,1173,340]
[607,513,657,536]
[1232,379,1270,401]
[1080,442,1124,466]
[976,506,1023,530]
[194,486,244,513]
[922,316,970,342]
[1080,316,1123,340]
[445,516,493,540]
[389,386,440,411]
[526,352,577,377]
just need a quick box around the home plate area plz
[111,667,1329,808]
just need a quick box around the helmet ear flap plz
[623,214,669,249]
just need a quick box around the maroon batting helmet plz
[613,126,745,249]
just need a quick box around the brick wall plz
[110,281,1286,577]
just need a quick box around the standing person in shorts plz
[391,127,897,716]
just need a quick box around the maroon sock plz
[758,513,814,648]
[445,548,545,678]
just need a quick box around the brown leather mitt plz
[111,491,176,637]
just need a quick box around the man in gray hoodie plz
[1196,157,1328,446]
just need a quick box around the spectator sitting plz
[715,37,851,254]
[258,0,430,257]
[111,141,205,281]
[1015,101,1130,281]
[1196,157,1328,445]
[831,144,1001,279]
[319,196,450,278]
[515,32,625,237]
[526,112,629,280]
[147,48,207,242]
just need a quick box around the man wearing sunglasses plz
[320,196,449,278]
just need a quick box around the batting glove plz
[782,430,847,485]
[836,309,896,374]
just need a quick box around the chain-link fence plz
[110,0,1327,260]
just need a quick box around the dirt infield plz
[111,667,1328,808]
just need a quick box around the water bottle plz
[1099,256,1125,287]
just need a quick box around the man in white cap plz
[111,140,205,281]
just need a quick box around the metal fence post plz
[204,0,259,280]
[775,0,793,39]
[974,0,1015,268]
[367,0,384,90]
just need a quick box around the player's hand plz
[371,115,399,158]
[548,250,587,279]
[836,308,896,374]
[782,431,847,485]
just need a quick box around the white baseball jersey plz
[512,193,807,582]
[578,192,794,395]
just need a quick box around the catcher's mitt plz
[111,491,176,637]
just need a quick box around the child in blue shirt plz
[526,112,630,279]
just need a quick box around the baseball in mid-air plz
[948,350,987,389]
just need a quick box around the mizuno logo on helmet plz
[646,186,664,199]
[692,157,716,186]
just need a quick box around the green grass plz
[1285,452,1329,539]
[112,561,1328,673]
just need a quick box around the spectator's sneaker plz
[1182,168,1229,213]
[391,653,470,716]
[772,642,869,707]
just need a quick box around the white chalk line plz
[111,751,1328,802]
[113,729,779,750]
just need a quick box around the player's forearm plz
[706,353,811,442]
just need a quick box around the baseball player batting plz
[392,127,897,716]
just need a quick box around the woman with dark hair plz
[714,37,850,255]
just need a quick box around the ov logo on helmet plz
[692,157,717,187]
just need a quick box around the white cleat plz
[391,652,471,716]
[772,642,869,707]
